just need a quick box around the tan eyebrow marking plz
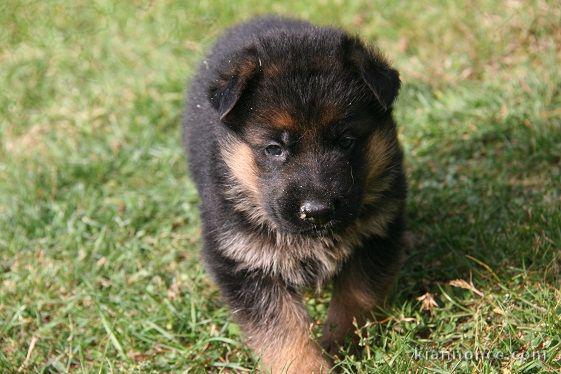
[268,109,297,130]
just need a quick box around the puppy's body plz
[184,16,407,372]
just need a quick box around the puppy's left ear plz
[208,46,259,123]
[342,35,401,111]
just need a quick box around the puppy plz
[183,16,407,373]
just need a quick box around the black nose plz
[299,200,334,225]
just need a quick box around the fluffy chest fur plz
[215,194,400,289]
[216,226,351,288]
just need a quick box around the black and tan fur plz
[183,16,407,373]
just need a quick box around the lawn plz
[1,0,560,372]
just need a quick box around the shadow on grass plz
[395,112,560,303]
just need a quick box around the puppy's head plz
[209,29,401,235]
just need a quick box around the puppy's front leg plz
[321,236,402,353]
[221,273,330,373]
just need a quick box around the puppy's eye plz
[339,136,356,150]
[265,143,284,157]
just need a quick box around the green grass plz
[1,0,560,372]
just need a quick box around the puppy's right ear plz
[208,46,259,122]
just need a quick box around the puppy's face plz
[210,32,401,235]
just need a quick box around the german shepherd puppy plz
[183,16,407,373]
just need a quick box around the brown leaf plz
[493,307,505,316]
[127,350,149,362]
[417,292,439,311]
[449,279,484,297]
